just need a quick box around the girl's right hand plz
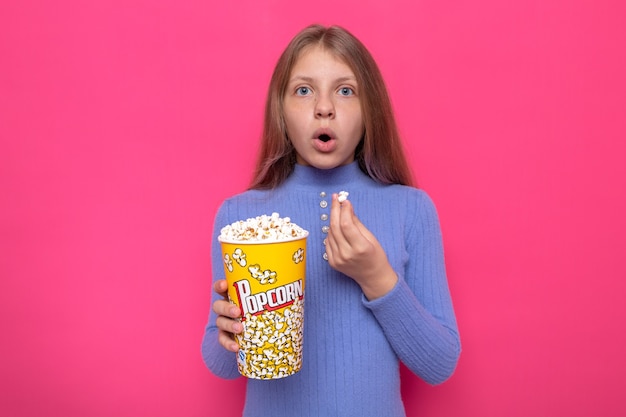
[212,279,243,352]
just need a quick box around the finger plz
[330,194,362,244]
[347,204,378,246]
[218,329,240,352]
[213,279,228,296]
[353,216,376,243]
[329,194,346,242]
[334,198,369,252]
[216,315,243,334]
[337,199,360,242]
[326,195,343,261]
[213,299,241,319]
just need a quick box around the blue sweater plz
[202,162,461,417]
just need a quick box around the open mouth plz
[318,134,331,142]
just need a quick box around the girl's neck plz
[287,161,366,189]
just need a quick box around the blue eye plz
[339,87,354,96]
[296,87,311,95]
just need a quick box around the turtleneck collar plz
[284,161,370,190]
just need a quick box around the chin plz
[299,155,353,170]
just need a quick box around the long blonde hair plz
[249,24,414,189]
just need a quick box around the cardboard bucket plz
[219,233,308,379]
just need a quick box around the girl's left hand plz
[325,193,398,300]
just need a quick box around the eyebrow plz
[288,75,357,84]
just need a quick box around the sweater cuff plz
[363,277,410,312]
[361,278,429,323]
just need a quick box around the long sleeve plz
[201,200,240,379]
[362,190,461,384]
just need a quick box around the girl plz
[202,24,460,417]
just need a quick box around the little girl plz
[202,24,460,417]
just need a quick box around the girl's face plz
[283,45,364,169]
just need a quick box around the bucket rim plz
[218,231,309,244]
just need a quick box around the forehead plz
[290,45,355,79]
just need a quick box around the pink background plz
[2,0,625,416]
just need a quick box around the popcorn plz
[232,248,247,267]
[219,212,306,242]
[248,264,278,285]
[237,298,304,379]
[220,213,308,379]
[337,190,349,203]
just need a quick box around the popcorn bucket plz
[219,232,308,379]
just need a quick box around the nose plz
[315,93,334,118]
